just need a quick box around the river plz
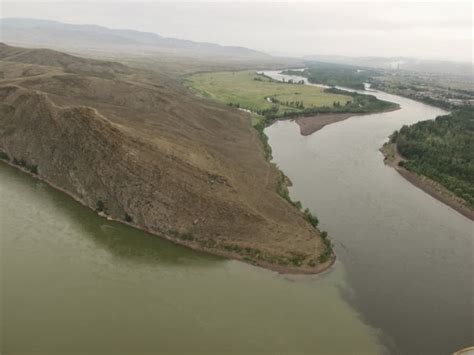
[263,70,473,354]
[0,72,472,355]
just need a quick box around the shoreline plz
[0,159,336,275]
[380,143,474,221]
[292,105,401,136]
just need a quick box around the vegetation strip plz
[381,109,473,220]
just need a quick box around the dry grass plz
[0,43,332,273]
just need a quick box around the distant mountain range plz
[1,18,470,77]
[0,18,270,59]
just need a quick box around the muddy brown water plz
[0,71,472,355]
[263,70,473,354]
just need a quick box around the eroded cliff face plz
[0,43,333,273]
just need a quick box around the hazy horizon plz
[1,1,473,63]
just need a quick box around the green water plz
[0,163,384,355]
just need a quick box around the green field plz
[187,71,352,116]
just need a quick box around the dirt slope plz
[0,43,333,273]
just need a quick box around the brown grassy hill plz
[0,44,334,273]
[0,42,131,79]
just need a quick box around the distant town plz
[371,69,474,109]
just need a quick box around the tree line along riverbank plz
[382,108,474,220]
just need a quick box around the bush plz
[319,235,334,263]
[12,158,28,167]
[96,200,106,212]
[304,208,319,228]
[319,250,332,263]
[28,165,38,174]
[0,151,10,161]
[181,232,194,241]
[124,213,133,223]
[289,253,306,266]
[10,157,38,174]
[293,200,302,210]
[203,239,216,248]
[168,229,179,237]
[223,244,242,252]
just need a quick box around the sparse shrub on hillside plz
[28,164,38,174]
[12,158,27,167]
[223,243,243,253]
[319,249,332,263]
[288,253,306,266]
[9,156,38,174]
[96,200,106,212]
[181,232,195,241]
[308,259,317,267]
[303,208,319,228]
[319,233,334,263]
[202,238,216,248]
[0,151,10,161]
[293,200,302,210]
[168,229,179,237]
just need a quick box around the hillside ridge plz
[0,43,334,273]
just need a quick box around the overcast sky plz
[2,1,473,62]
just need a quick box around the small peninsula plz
[0,43,336,274]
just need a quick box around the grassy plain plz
[187,70,352,116]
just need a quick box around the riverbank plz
[0,158,336,275]
[381,143,474,220]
